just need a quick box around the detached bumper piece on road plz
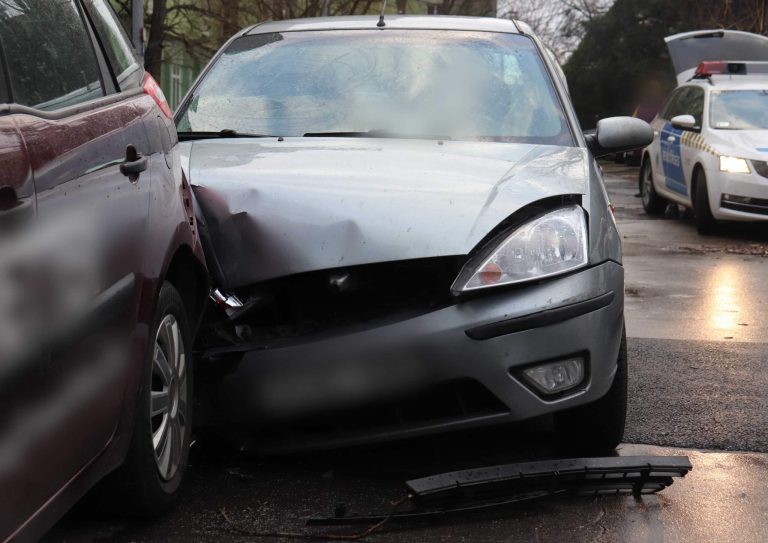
[307,456,692,526]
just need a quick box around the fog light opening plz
[522,357,584,395]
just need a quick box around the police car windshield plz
[176,30,572,145]
[710,89,768,130]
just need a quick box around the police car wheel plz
[640,159,666,215]
[694,169,717,235]
[553,325,627,456]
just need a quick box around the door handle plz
[120,145,148,181]
[666,136,676,143]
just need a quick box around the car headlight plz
[452,205,588,293]
[719,155,751,174]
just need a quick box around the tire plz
[100,282,193,516]
[640,159,666,215]
[694,168,718,235]
[554,325,627,456]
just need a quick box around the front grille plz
[721,194,768,215]
[751,160,768,178]
[255,378,509,445]
[209,257,465,345]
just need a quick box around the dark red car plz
[0,1,207,540]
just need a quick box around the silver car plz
[177,16,651,454]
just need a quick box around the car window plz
[661,88,688,120]
[662,86,704,127]
[0,0,105,111]
[686,87,705,126]
[675,87,704,126]
[177,30,573,145]
[710,89,768,129]
[87,0,143,90]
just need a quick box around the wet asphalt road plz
[45,162,768,542]
[626,337,768,451]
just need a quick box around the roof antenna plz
[377,0,387,27]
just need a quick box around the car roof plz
[686,78,768,91]
[246,15,522,35]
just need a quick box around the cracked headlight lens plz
[453,205,588,292]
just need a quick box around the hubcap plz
[151,314,187,481]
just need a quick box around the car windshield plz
[709,89,768,129]
[176,30,572,145]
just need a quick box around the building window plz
[170,64,182,109]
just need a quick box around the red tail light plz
[142,73,173,119]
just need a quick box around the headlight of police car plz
[452,205,588,292]
[719,155,751,174]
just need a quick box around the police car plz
[641,30,768,233]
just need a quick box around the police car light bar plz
[693,61,768,79]
[694,61,745,78]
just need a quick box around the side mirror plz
[670,114,697,130]
[585,116,654,158]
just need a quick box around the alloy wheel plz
[642,164,653,208]
[150,314,187,481]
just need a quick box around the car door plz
[0,62,36,364]
[677,86,705,199]
[659,86,706,200]
[0,0,151,536]
[659,87,690,198]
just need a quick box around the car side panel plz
[9,96,151,535]
[0,117,39,541]
[4,81,206,543]
[119,93,206,425]
[660,121,688,197]
[646,116,664,177]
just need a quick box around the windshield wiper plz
[303,130,450,140]
[177,129,278,141]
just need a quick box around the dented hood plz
[181,138,588,289]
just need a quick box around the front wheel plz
[553,325,627,456]
[694,169,718,235]
[101,282,193,516]
[640,159,667,215]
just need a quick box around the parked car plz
[641,30,768,233]
[178,16,651,454]
[0,1,207,540]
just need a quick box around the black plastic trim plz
[0,87,143,119]
[466,290,615,340]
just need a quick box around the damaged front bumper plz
[200,260,624,451]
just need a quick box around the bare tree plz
[677,0,768,33]
[110,0,503,79]
[498,0,610,60]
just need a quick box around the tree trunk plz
[221,0,240,41]
[143,0,167,80]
